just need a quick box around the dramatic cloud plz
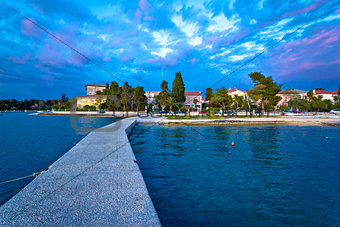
[0,0,339,99]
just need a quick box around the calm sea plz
[0,112,117,206]
[130,124,340,226]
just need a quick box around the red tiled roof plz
[314,90,336,94]
[227,88,246,93]
[185,91,202,96]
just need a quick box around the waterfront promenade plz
[0,118,160,226]
[162,116,340,126]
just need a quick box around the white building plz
[145,91,160,105]
[85,84,106,95]
[227,87,248,100]
[313,89,338,103]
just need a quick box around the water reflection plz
[130,124,340,226]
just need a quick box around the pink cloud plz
[285,28,340,48]
[30,3,44,14]
[67,51,87,66]
[188,58,200,65]
[139,0,151,11]
[21,18,43,39]
[272,28,340,78]
[146,57,162,64]
[8,53,30,64]
[41,74,56,86]
[135,9,142,24]
[113,38,122,46]
[144,16,153,21]
[103,57,111,62]
[120,56,132,63]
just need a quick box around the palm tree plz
[166,97,178,113]
[193,98,198,111]
[154,98,161,111]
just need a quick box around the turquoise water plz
[130,124,340,226]
[0,112,117,206]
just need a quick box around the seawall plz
[0,118,161,226]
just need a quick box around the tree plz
[95,98,103,109]
[171,72,186,102]
[288,98,309,111]
[156,80,170,110]
[307,90,314,101]
[210,87,233,116]
[248,72,282,116]
[121,82,133,111]
[166,97,178,113]
[98,81,121,96]
[279,105,290,111]
[133,86,147,111]
[99,102,108,110]
[193,98,198,110]
[231,95,244,116]
[205,88,213,102]
[60,93,68,103]
[311,99,327,112]
[161,80,168,91]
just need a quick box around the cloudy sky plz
[0,0,339,99]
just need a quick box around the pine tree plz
[121,82,133,111]
[210,87,233,116]
[247,72,282,116]
[156,80,170,109]
[133,86,147,111]
[205,88,213,101]
[171,72,186,102]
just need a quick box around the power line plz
[207,0,340,90]
[190,0,339,105]
[0,1,125,85]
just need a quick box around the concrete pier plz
[0,118,160,226]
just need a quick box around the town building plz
[85,84,106,95]
[145,91,160,105]
[276,89,308,109]
[312,89,338,102]
[76,95,107,109]
[145,90,204,110]
[183,91,203,110]
[293,89,308,100]
[276,91,299,108]
[227,87,248,100]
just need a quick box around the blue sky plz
[0,0,339,99]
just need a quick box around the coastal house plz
[145,91,160,105]
[276,91,299,108]
[293,89,308,100]
[276,89,308,109]
[312,89,338,103]
[145,90,204,110]
[227,87,248,100]
[183,91,203,110]
[85,84,106,95]
[76,95,107,109]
